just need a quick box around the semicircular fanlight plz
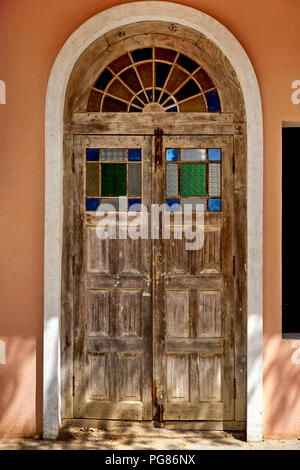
[87,47,221,113]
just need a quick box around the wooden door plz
[73,135,153,419]
[72,133,235,423]
[153,135,235,421]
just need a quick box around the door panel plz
[73,135,152,420]
[153,135,234,421]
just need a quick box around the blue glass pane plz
[86,148,100,162]
[166,199,180,211]
[205,90,221,112]
[159,91,170,104]
[155,89,161,102]
[129,106,142,113]
[166,149,179,162]
[128,198,142,212]
[166,106,178,112]
[86,198,100,211]
[208,149,221,161]
[208,198,221,212]
[137,91,147,103]
[129,149,141,161]
[132,97,142,107]
[164,98,175,108]
[146,90,153,101]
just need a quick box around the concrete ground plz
[0,425,300,450]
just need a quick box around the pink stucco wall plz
[0,0,300,438]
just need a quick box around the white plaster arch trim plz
[44,1,263,441]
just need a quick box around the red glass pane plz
[107,79,133,101]
[109,54,132,74]
[136,63,153,88]
[87,90,102,112]
[165,67,188,94]
[102,96,128,112]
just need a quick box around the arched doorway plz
[44,3,263,441]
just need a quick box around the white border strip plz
[44,1,263,440]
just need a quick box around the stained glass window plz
[166,199,180,211]
[128,198,142,212]
[86,148,100,162]
[128,149,141,161]
[86,164,99,197]
[86,148,142,211]
[166,148,179,161]
[208,164,221,197]
[102,149,126,161]
[87,47,221,113]
[165,148,222,211]
[208,148,221,161]
[181,164,206,197]
[166,164,179,196]
[208,198,222,212]
[181,149,206,161]
[101,164,126,197]
[86,198,100,211]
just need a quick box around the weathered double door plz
[73,133,234,422]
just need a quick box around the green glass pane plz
[181,164,206,197]
[86,164,99,197]
[101,163,126,197]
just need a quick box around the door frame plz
[43,2,263,441]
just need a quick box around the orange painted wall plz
[0,0,300,438]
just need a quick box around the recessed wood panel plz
[120,238,142,273]
[199,355,221,402]
[202,227,221,274]
[88,290,110,335]
[119,353,142,401]
[164,235,189,274]
[117,290,141,337]
[88,353,109,400]
[87,227,110,273]
[193,227,221,274]
[197,291,222,337]
[167,354,190,402]
[166,290,189,338]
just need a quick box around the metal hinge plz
[233,378,236,400]
[153,381,164,422]
[233,256,236,276]
[72,376,75,397]
[157,404,164,423]
[155,128,163,167]
[232,153,235,173]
